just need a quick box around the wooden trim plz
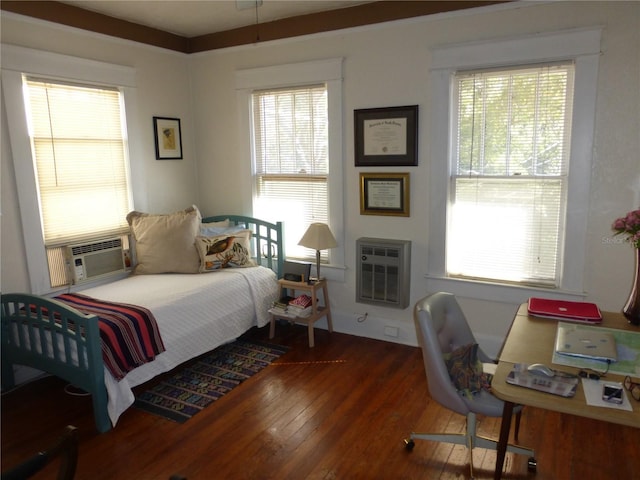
[2,1,509,54]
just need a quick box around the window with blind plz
[23,77,132,286]
[447,63,575,286]
[251,84,329,262]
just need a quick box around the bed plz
[1,213,284,433]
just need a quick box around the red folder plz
[527,297,602,323]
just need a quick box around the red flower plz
[612,208,640,248]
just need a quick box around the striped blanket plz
[55,293,165,380]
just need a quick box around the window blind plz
[252,84,329,261]
[24,77,132,247]
[448,63,574,286]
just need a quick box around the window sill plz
[424,274,586,305]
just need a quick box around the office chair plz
[1,425,78,480]
[405,292,536,478]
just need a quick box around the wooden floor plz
[2,324,639,479]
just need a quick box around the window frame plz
[447,63,574,287]
[251,84,330,262]
[2,45,142,294]
[426,28,601,303]
[236,58,345,279]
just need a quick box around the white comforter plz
[79,266,279,426]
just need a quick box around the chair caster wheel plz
[527,457,537,472]
[404,439,415,451]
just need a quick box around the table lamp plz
[298,223,337,281]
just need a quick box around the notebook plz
[527,297,602,324]
[554,322,618,363]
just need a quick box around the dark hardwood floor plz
[2,324,638,479]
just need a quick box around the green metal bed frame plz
[1,215,284,433]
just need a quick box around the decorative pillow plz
[127,205,201,274]
[195,229,256,272]
[200,223,247,237]
[443,343,492,396]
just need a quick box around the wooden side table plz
[269,278,333,347]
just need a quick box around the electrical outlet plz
[384,326,399,338]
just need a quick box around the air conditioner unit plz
[66,237,126,284]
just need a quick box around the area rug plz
[134,339,289,423]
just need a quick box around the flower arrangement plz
[612,208,640,249]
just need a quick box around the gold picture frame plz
[360,172,410,217]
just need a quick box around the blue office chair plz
[405,292,536,478]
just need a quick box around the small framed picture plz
[354,105,418,166]
[153,116,183,160]
[360,172,410,217]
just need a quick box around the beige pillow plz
[127,205,201,274]
[195,229,256,272]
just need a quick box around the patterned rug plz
[134,339,289,423]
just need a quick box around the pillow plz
[200,218,230,233]
[127,205,201,274]
[200,223,247,237]
[195,229,256,272]
[443,343,492,396]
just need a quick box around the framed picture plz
[360,172,410,217]
[153,116,183,160]
[354,105,418,166]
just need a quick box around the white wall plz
[189,1,640,353]
[2,2,639,356]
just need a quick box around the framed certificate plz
[354,105,418,166]
[360,172,410,217]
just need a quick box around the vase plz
[623,248,640,326]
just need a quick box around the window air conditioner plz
[66,238,126,284]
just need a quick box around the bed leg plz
[1,359,16,390]
[92,385,111,433]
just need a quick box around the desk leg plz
[494,401,514,480]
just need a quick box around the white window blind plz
[447,63,574,286]
[24,77,132,247]
[252,84,329,261]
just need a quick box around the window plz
[23,78,132,287]
[2,45,139,294]
[448,64,574,287]
[251,84,329,261]
[236,59,344,275]
[427,28,601,301]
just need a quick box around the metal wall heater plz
[356,237,411,309]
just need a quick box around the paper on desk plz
[582,379,633,411]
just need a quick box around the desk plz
[492,305,640,480]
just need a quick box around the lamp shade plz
[298,223,337,251]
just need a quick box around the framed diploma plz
[153,116,183,160]
[360,172,410,217]
[354,105,418,166]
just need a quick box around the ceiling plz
[2,1,508,52]
[61,1,375,38]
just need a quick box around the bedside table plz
[269,278,333,347]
